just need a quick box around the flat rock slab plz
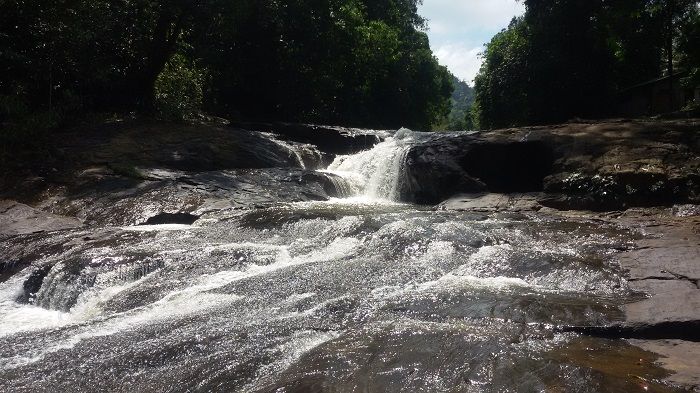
[629,339,700,388]
[0,200,82,236]
[438,193,544,212]
[614,209,700,391]
[616,211,700,324]
[624,279,700,325]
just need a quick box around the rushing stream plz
[0,130,681,392]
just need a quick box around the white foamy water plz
[0,264,165,340]
[0,233,364,371]
[0,127,637,392]
[0,273,74,337]
[1,290,244,370]
[325,128,415,201]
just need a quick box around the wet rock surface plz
[438,193,544,212]
[1,120,334,204]
[58,121,308,171]
[606,208,700,386]
[0,200,82,236]
[34,168,353,226]
[404,119,700,209]
[0,120,384,228]
[438,198,700,389]
[0,118,699,392]
[230,121,386,155]
[630,339,700,388]
[615,209,700,326]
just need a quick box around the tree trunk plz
[136,8,187,114]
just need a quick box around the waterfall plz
[325,128,415,201]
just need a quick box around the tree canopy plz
[0,0,452,133]
[473,0,700,129]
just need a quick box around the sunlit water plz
[0,130,675,392]
[324,128,416,200]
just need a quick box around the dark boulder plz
[460,141,554,193]
[401,135,485,204]
[143,213,200,225]
[16,264,53,304]
[401,134,555,204]
[408,120,700,210]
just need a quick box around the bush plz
[154,54,206,121]
[0,93,59,174]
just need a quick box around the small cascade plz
[18,258,166,313]
[323,173,360,198]
[325,128,415,201]
[28,263,96,312]
[261,132,325,169]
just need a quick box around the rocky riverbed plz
[0,118,698,392]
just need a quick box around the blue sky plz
[418,0,525,85]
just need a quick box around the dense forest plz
[472,0,700,129]
[2,0,699,150]
[0,0,453,151]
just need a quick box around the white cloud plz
[434,43,483,84]
[418,0,525,83]
[420,0,525,34]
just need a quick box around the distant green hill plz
[434,74,475,131]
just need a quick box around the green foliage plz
[1,0,175,115]
[195,0,451,129]
[1,0,451,133]
[0,88,59,174]
[154,54,206,121]
[0,106,57,175]
[0,0,181,172]
[473,18,532,129]
[473,0,700,129]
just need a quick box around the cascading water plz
[260,131,325,170]
[323,174,357,198]
[324,128,416,201]
[0,127,677,393]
